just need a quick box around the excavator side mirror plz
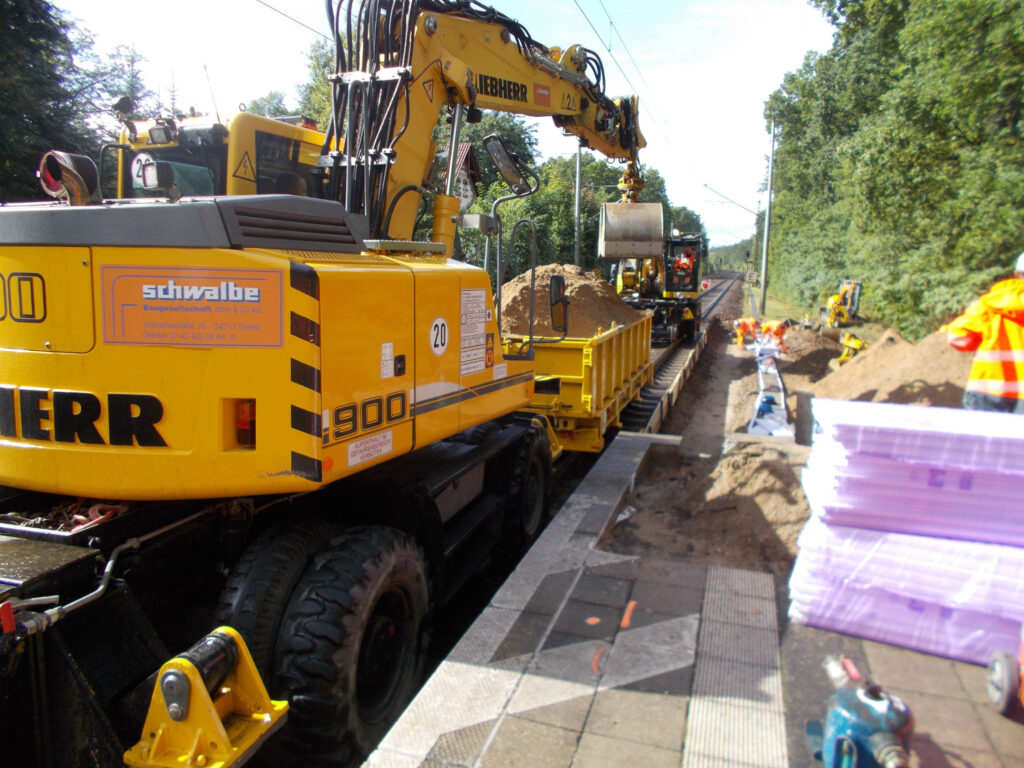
[140,161,176,192]
[550,274,569,334]
[482,134,531,196]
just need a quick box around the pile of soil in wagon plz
[500,263,645,338]
[808,328,971,408]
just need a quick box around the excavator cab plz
[664,238,700,293]
[820,280,862,328]
[106,111,324,200]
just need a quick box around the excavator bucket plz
[598,202,664,259]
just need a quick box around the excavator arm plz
[315,0,645,244]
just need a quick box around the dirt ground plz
[601,278,974,576]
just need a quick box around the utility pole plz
[574,145,582,266]
[759,119,776,316]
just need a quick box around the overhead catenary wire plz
[570,0,671,144]
[253,0,331,40]
[594,0,673,131]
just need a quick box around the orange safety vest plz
[735,317,760,335]
[947,278,1024,399]
[760,320,786,339]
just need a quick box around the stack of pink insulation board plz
[790,398,1024,663]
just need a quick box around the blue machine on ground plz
[807,657,913,768]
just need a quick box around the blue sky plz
[56,0,835,246]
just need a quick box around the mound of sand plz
[777,326,843,383]
[500,263,645,338]
[808,328,971,408]
[611,442,811,577]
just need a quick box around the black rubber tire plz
[987,650,1020,715]
[215,519,342,678]
[273,526,431,767]
[507,430,551,544]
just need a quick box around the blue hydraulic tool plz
[806,657,913,768]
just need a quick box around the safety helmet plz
[1016,251,1024,273]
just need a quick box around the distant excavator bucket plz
[598,202,664,259]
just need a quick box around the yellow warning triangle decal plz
[422,80,434,103]
[232,151,257,183]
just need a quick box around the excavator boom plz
[314,0,645,244]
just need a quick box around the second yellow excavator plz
[821,279,863,328]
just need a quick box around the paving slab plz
[367,400,1024,768]
[365,431,706,768]
[478,716,579,768]
[572,732,681,768]
[583,688,687,750]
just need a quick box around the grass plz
[736,282,810,323]
[746,283,890,346]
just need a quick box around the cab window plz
[667,245,697,291]
[126,148,224,198]
[254,131,319,196]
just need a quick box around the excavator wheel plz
[273,526,431,767]
[506,429,552,545]
[215,519,343,678]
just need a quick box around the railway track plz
[618,273,740,432]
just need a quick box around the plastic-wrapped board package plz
[801,458,1024,546]
[811,398,1024,474]
[789,518,1023,663]
[790,399,1024,662]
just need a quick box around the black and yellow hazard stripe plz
[288,261,322,482]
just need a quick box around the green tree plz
[106,44,156,118]
[765,0,1024,338]
[299,39,333,129]
[711,238,756,272]
[847,0,1024,326]
[669,205,705,237]
[0,0,109,201]
[247,90,289,117]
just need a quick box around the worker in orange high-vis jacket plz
[760,318,791,353]
[947,252,1024,413]
[733,317,760,347]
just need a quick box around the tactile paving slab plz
[681,565,788,768]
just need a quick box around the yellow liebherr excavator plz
[0,2,646,766]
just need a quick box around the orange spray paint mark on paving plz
[586,617,601,626]
[620,600,637,629]
[591,646,606,676]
